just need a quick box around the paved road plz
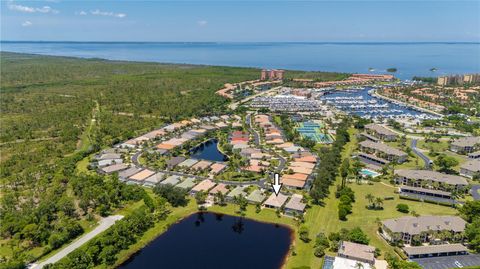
[30,215,124,269]
[411,139,432,169]
[472,185,480,201]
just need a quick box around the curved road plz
[411,139,432,169]
[30,215,124,269]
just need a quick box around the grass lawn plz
[417,140,449,153]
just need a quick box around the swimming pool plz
[360,169,380,178]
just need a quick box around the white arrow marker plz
[272,173,283,196]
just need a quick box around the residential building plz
[359,140,407,163]
[403,244,468,259]
[468,151,480,159]
[337,241,375,265]
[246,189,266,204]
[381,216,466,245]
[450,136,480,154]
[100,163,128,174]
[460,159,480,179]
[263,193,288,209]
[364,124,397,141]
[284,194,306,216]
[394,169,469,191]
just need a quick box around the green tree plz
[396,203,409,213]
[434,154,459,173]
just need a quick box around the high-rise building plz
[260,69,285,80]
[438,74,480,86]
[261,69,268,80]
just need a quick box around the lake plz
[118,212,293,269]
[1,42,479,80]
[190,139,228,162]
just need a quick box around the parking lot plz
[413,254,480,269]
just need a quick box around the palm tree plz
[375,197,384,209]
[354,262,364,269]
[365,194,375,208]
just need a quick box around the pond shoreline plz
[115,207,295,269]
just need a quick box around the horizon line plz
[1,40,480,44]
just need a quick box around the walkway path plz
[30,215,124,269]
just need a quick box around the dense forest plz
[0,52,260,266]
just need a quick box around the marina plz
[318,87,441,120]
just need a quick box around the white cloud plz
[22,20,32,27]
[91,9,126,18]
[197,20,208,27]
[8,3,59,14]
[76,10,87,16]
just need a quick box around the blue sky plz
[1,1,479,42]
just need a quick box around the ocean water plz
[1,42,479,79]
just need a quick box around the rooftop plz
[191,179,216,193]
[461,159,480,173]
[285,194,306,211]
[382,215,466,235]
[338,241,375,264]
[451,136,480,148]
[395,169,468,185]
[403,244,468,256]
[359,140,407,157]
[364,123,397,137]
[263,193,288,208]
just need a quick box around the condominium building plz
[460,159,480,179]
[394,169,469,191]
[450,136,480,154]
[261,69,285,81]
[364,123,398,141]
[359,140,407,163]
[381,215,466,245]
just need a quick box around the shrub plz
[299,226,311,243]
[314,245,326,257]
[396,203,409,213]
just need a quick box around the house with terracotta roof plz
[263,193,288,209]
[282,178,306,189]
[209,183,229,196]
[129,169,155,183]
[190,179,216,194]
[191,160,212,171]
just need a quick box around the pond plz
[118,212,293,269]
[190,139,228,162]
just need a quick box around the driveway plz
[411,139,432,169]
[30,215,124,269]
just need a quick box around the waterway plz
[2,42,479,80]
[118,212,293,269]
[190,139,228,162]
